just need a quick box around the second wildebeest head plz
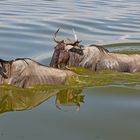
[50,29,83,68]
[0,59,12,79]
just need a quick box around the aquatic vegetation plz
[67,67,140,88]
[104,42,140,54]
[0,66,140,114]
[103,42,140,48]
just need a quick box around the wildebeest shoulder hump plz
[15,58,33,65]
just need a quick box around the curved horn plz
[53,28,60,43]
[72,29,78,41]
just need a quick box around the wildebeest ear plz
[0,64,8,79]
[69,48,83,55]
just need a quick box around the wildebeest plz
[0,58,76,88]
[50,29,140,73]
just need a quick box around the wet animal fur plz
[0,58,77,88]
[50,43,140,73]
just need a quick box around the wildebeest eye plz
[78,50,83,55]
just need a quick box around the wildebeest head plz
[50,29,83,68]
[0,59,12,79]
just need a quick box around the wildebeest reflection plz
[0,58,76,88]
[0,87,84,113]
[50,29,140,72]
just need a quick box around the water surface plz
[0,0,140,140]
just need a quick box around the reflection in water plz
[56,88,84,111]
[0,86,84,114]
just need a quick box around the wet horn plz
[53,28,60,43]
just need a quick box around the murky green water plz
[0,0,140,140]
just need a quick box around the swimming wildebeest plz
[0,58,76,88]
[50,29,140,73]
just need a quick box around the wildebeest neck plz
[67,51,83,67]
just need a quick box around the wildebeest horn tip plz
[53,28,61,43]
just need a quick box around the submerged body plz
[66,45,140,72]
[0,58,76,88]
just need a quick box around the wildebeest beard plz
[50,42,84,69]
[50,41,65,68]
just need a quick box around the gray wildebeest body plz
[0,58,76,88]
[50,29,140,73]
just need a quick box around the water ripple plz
[0,0,140,61]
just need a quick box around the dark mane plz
[15,58,33,65]
[0,59,12,63]
[15,58,32,61]
[69,47,83,55]
[15,58,50,68]
[90,44,109,53]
